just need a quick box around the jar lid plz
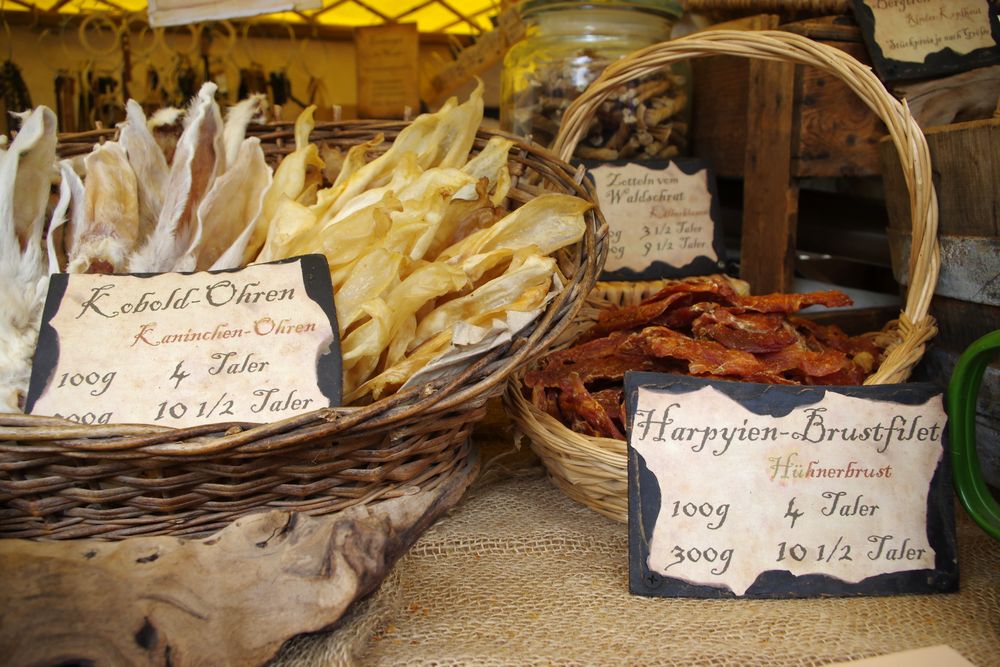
[520,0,683,20]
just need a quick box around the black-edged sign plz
[850,0,1000,82]
[625,373,958,598]
[586,159,725,282]
[26,254,341,427]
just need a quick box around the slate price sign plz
[625,374,958,599]
[26,255,341,427]
[587,159,725,282]
[851,0,1000,81]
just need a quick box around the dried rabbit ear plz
[412,253,557,350]
[314,83,484,220]
[68,142,140,274]
[386,168,479,260]
[46,162,75,274]
[460,136,513,205]
[131,83,224,272]
[147,106,185,164]
[334,248,406,334]
[255,195,316,264]
[0,107,57,413]
[0,106,58,256]
[119,100,169,244]
[340,261,468,394]
[196,137,272,270]
[243,105,323,263]
[223,93,267,167]
[437,193,589,263]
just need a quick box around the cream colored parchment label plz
[630,385,945,596]
[590,161,717,273]
[863,0,995,61]
[31,260,336,427]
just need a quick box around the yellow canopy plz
[3,0,502,34]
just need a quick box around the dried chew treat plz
[525,277,893,439]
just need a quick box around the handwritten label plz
[588,160,722,281]
[355,23,421,119]
[852,0,1000,81]
[26,255,341,427]
[626,375,957,598]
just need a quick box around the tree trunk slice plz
[0,451,478,667]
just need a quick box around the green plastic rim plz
[946,329,1000,541]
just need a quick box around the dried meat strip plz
[540,331,630,369]
[758,345,855,382]
[557,372,624,439]
[621,327,766,377]
[526,353,675,391]
[692,308,799,353]
[731,290,852,314]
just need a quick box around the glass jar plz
[501,0,689,161]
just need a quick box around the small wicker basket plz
[507,29,940,523]
[0,123,608,540]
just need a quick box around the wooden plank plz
[691,14,780,179]
[880,117,1000,237]
[780,15,863,42]
[793,40,886,177]
[741,57,799,294]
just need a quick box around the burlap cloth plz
[271,448,1000,666]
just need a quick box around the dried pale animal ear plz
[223,93,267,167]
[0,107,57,413]
[196,137,272,271]
[436,193,589,263]
[0,106,58,257]
[340,261,468,392]
[384,167,479,261]
[131,82,224,272]
[345,331,452,404]
[255,195,317,264]
[45,162,75,274]
[460,136,513,205]
[243,105,323,263]
[119,99,169,244]
[68,142,140,274]
[147,106,186,164]
[334,248,405,334]
[286,192,400,272]
[412,253,557,350]
[315,82,485,220]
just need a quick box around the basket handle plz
[552,29,939,385]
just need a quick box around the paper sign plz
[355,23,421,119]
[26,255,340,428]
[851,0,1000,81]
[147,0,322,28]
[587,159,724,281]
[626,374,958,598]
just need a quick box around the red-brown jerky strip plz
[731,290,853,314]
[557,373,624,439]
[759,345,853,379]
[692,309,799,353]
[622,327,767,377]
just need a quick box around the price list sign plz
[625,374,958,598]
[26,255,341,427]
[586,159,725,282]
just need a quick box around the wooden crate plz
[692,15,886,294]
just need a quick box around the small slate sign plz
[625,373,958,598]
[26,255,341,427]
[586,159,725,281]
[850,0,1000,82]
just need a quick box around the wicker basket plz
[0,123,608,540]
[506,29,940,523]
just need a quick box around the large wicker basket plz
[0,123,608,540]
[506,29,940,523]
